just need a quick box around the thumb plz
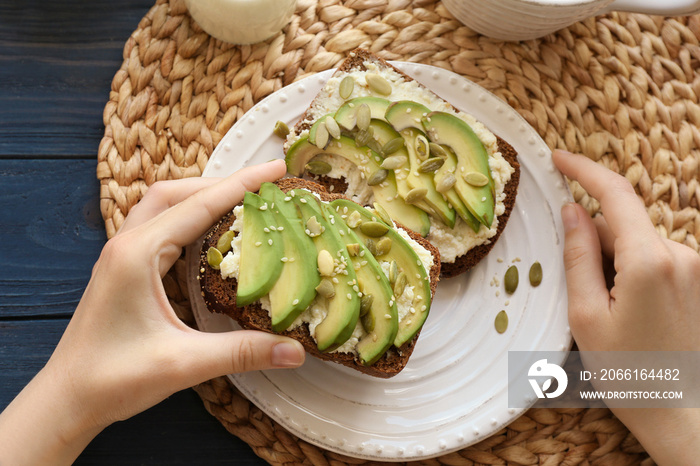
[182,330,306,385]
[560,203,610,346]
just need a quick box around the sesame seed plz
[268,239,273,245]
[293,299,299,305]
[259,203,268,210]
[300,198,307,203]
[277,226,284,231]
[347,293,352,300]
[332,277,339,283]
[255,241,262,247]
[385,314,392,319]
[284,196,291,201]
[389,299,394,307]
[288,257,295,262]
[410,308,415,314]
[281,257,288,262]
[269,225,277,231]
[421,305,427,312]
[264,227,270,233]
[353,285,359,292]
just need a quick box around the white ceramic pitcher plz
[442,0,700,41]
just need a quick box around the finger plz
[118,177,222,234]
[592,214,615,258]
[560,202,611,348]
[177,330,305,387]
[552,150,656,244]
[153,159,287,249]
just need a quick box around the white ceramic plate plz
[186,63,573,461]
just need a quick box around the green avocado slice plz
[236,192,284,307]
[330,199,433,348]
[291,190,360,352]
[433,146,481,232]
[321,203,398,366]
[422,111,495,227]
[400,127,457,228]
[259,183,321,333]
[334,96,391,130]
[384,100,430,132]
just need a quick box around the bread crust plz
[288,48,520,278]
[198,178,441,378]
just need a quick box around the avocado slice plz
[259,183,321,332]
[285,135,430,236]
[433,146,481,232]
[384,100,430,132]
[334,96,391,130]
[330,199,433,348]
[367,120,437,218]
[422,111,495,227]
[399,127,457,228]
[321,203,398,366]
[291,190,360,352]
[236,192,285,307]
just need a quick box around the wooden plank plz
[0,319,265,465]
[0,0,154,156]
[0,159,106,318]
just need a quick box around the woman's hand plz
[0,159,305,465]
[553,149,700,465]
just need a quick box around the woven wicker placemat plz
[98,0,700,463]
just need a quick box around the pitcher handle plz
[601,0,700,15]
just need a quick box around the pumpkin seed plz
[464,171,489,187]
[405,187,428,204]
[375,237,392,256]
[428,142,447,158]
[393,272,407,297]
[216,230,235,254]
[367,169,388,186]
[529,261,543,287]
[273,120,289,138]
[305,160,332,175]
[346,210,362,228]
[418,157,445,173]
[389,260,398,283]
[325,116,341,139]
[435,173,457,193]
[356,103,371,131]
[367,139,384,156]
[361,311,375,332]
[366,238,377,256]
[380,154,408,170]
[415,134,429,160]
[360,294,374,316]
[360,221,389,237]
[339,76,354,99]
[346,243,361,256]
[382,137,405,155]
[365,73,392,96]
[315,278,336,299]
[207,246,223,270]
[372,202,392,225]
[317,249,335,276]
[306,216,323,236]
[504,265,519,294]
[355,128,373,148]
[314,123,329,149]
[494,310,508,334]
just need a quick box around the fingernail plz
[272,341,305,368]
[561,203,580,232]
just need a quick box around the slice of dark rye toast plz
[198,178,441,378]
[284,48,520,278]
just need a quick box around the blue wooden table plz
[0,2,265,463]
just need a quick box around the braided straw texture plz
[97,0,700,463]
